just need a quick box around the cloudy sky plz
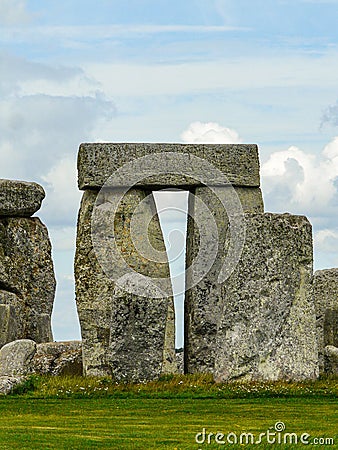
[2,0,338,347]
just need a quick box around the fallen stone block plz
[0,339,36,376]
[32,341,83,376]
[0,376,26,395]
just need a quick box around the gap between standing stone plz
[152,190,189,352]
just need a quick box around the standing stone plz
[0,179,45,217]
[76,143,263,380]
[185,186,264,374]
[312,269,338,373]
[0,217,55,342]
[213,213,318,382]
[0,300,19,348]
[324,345,338,375]
[108,276,173,382]
[75,188,176,379]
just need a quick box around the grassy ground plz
[0,375,336,449]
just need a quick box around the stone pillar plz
[214,213,318,381]
[75,142,269,380]
[184,185,264,374]
[75,188,176,380]
[0,180,55,345]
[0,302,18,348]
[312,269,338,373]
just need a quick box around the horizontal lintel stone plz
[0,179,45,217]
[78,143,260,190]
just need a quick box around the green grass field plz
[0,375,336,449]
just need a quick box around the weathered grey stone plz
[107,276,175,382]
[186,204,318,380]
[75,190,111,376]
[184,186,263,374]
[32,341,83,376]
[175,349,184,374]
[0,218,55,342]
[324,345,338,375]
[75,188,176,379]
[0,179,45,217]
[0,301,19,348]
[0,339,36,376]
[312,269,338,373]
[0,376,25,395]
[232,187,264,213]
[162,290,177,375]
[75,142,325,382]
[324,309,338,348]
[213,213,318,382]
[78,143,260,189]
[0,340,82,378]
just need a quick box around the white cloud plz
[40,157,82,227]
[0,52,100,100]
[81,50,338,98]
[0,93,115,181]
[314,229,338,253]
[261,137,338,216]
[1,24,250,43]
[321,100,338,128]
[0,54,115,181]
[181,121,241,143]
[154,190,189,214]
[47,226,78,253]
[0,0,34,25]
[52,278,81,341]
[313,227,338,270]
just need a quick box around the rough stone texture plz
[0,376,25,395]
[32,341,83,376]
[0,340,83,378]
[324,309,338,348]
[0,300,19,348]
[0,339,36,376]
[75,188,176,380]
[231,187,264,213]
[0,217,55,343]
[312,269,338,373]
[78,143,260,189]
[76,143,321,382]
[0,179,45,217]
[184,186,264,374]
[213,213,318,382]
[324,345,338,375]
[175,350,184,374]
[107,277,175,382]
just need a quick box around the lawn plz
[0,376,336,449]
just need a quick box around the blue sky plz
[1,0,338,347]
